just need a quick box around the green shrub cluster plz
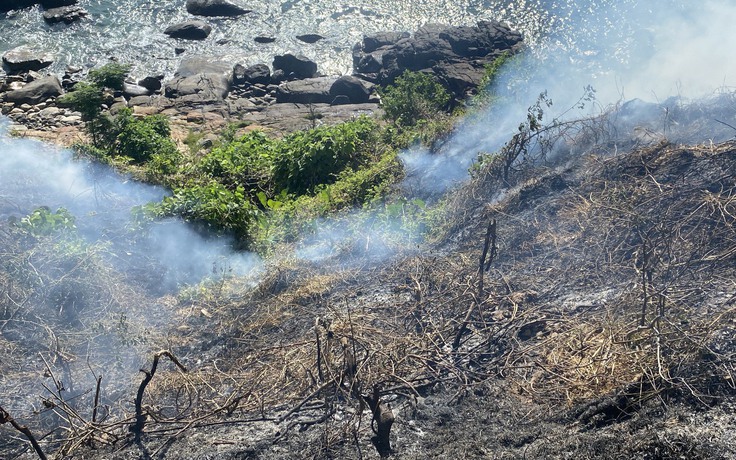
[145,116,397,247]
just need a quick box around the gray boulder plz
[2,46,54,73]
[138,75,163,92]
[272,53,318,80]
[275,76,337,104]
[164,56,233,100]
[42,5,87,24]
[329,75,372,104]
[4,75,63,104]
[164,20,212,40]
[185,0,250,17]
[352,21,523,96]
[123,82,151,98]
[233,63,270,85]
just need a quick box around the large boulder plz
[185,0,250,17]
[329,75,372,104]
[352,21,523,96]
[42,5,88,24]
[2,46,54,73]
[4,75,63,104]
[233,63,270,85]
[164,56,232,101]
[275,77,337,104]
[272,53,318,80]
[164,20,212,40]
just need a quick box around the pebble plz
[19,104,32,111]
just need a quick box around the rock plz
[361,31,409,53]
[185,0,250,17]
[272,53,318,80]
[38,106,61,117]
[254,36,276,44]
[352,21,523,96]
[42,5,87,24]
[165,57,233,101]
[234,63,270,85]
[296,34,325,44]
[40,0,78,7]
[330,95,350,105]
[329,75,372,104]
[60,115,81,124]
[2,46,54,73]
[275,76,337,104]
[123,82,151,98]
[440,20,523,57]
[4,75,63,105]
[127,95,153,107]
[138,75,163,92]
[175,56,232,78]
[164,20,212,40]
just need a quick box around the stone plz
[296,34,325,44]
[234,63,270,85]
[275,76,337,104]
[60,115,81,123]
[138,75,163,92]
[165,74,231,101]
[254,36,276,44]
[164,20,212,40]
[42,5,87,24]
[329,75,372,104]
[272,53,318,80]
[164,56,233,100]
[352,21,524,96]
[123,82,151,98]
[38,106,61,117]
[128,95,153,107]
[361,31,410,53]
[2,45,54,73]
[175,56,232,78]
[4,75,63,105]
[185,0,250,17]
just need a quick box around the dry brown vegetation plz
[2,106,736,458]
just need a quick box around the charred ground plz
[2,96,736,459]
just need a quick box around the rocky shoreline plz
[0,9,524,145]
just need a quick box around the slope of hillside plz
[21,113,724,459]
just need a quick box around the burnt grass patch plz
[2,120,736,458]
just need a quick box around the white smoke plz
[0,120,264,291]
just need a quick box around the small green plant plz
[15,207,76,237]
[380,71,451,127]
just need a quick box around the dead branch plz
[131,350,187,440]
[0,406,48,460]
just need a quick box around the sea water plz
[0,0,650,80]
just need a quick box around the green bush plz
[150,182,259,241]
[113,109,178,164]
[88,62,131,91]
[199,130,276,191]
[380,71,451,127]
[271,116,378,195]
